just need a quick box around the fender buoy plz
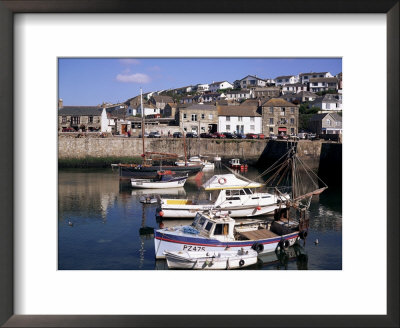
[239,259,245,267]
[256,206,261,211]
[158,211,164,217]
[218,177,227,185]
[251,242,264,254]
[283,239,290,248]
[299,230,308,240]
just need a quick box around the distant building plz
[225,89,252,101]
[196,83,210,93]
[209,81,234,92]
[275,75,299,86]
[280,91,318,103]
[217,105,262,134]
[199,93,225,103]
[150,95,174,110]
[261,98,299,136]
[236,75,268,89]
[309,77,339,93]
[299,72,333,84]
[58,106,103,132]
[281,83,308,95]
[310,94,342,112]
[309,113,342,134]
[179,104,218,134]
[252,87,280,98]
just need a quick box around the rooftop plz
[262,98,297,107]
[218,105,261,117]
[58,106,102,116]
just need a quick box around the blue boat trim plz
[154,230,299,247]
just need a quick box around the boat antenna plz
[140,88,145,164]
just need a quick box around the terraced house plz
[179,104,218,134]
[58,105,103,132]
[261,98,299,136]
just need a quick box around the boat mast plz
[141,88,145,163]
[183,128,187,166]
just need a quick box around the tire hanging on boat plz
[239,259,245,267]
[251,242,264,253]
[283,239,290,248]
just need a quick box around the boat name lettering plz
[182,245,206,251]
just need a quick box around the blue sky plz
[58,58,342,106]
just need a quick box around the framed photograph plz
[0,1,398,327]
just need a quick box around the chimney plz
[58,98,63,109]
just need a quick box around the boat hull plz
[119,165,203,179]
[164,250,258,269]
[131,177,187,189]
[154,230,299,259]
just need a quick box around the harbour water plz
[58,167,342,270]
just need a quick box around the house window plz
[269,107,273,113]
[291,128,295,134]
[280,118,286,124]
[290,118,295,124]
[183,113,187,119]
[201,114,205,119]
[154,109,157,113]
[226,116,230,121]
[250,125,255,130]
[326,119,331,126]
[269,127,274,132]
[191,114,197,121]
[62,116,67,123]
[71,116,80,125]
[269,118,274,124]
[209,114,213,119]
[226,125,230,131]
[250,117,255,122]
[238,117,243,121]
[291,108,295,114]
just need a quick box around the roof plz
[253,87,280,91]
[310,113,342,122]
[202,93,220,98]
[151,95,174,103]
[296,91,317,97]
[275,75,295,80]
[262,98,297,107]
[58,106,102,116]
[210,81,231,85]
[239,75,267,82]
[240,99,261,106]
[217,105,261,117]
[309,77,338,83]
[299,72,328,76]
[109,108,128,118]
[322,94,341,102]
[283,83,307,87]
[182,104,217,111]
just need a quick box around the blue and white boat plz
[154,211,302,259]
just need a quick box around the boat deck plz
[238,228,279,240]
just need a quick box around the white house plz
[217,105,262,134]
[299,72,333,84]
[281,83,308,95]
[135,103,160,116]
[209,81,234,92]
[237,75,267,89]
[309,77,339,93]
[275,75,299,86]
[311,94,342,112]
[196,83,209,92]
[225,89,252,101]
[200,93,225,103]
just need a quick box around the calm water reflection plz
[58,168,342,270]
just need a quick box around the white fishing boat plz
[131,171,188,189]
[164,248,258,269]
[229,158,241,168]
[175,156,214,170]
[158,174,289,218]
[154,211,302,259]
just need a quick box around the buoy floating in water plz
[314,239,319,245]
[68,220,73,227]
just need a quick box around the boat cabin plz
[229,158,241,167]
[190,212,235,241]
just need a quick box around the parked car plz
[200,132,211,138]
[138,132,150,138]
[257,133,265,139]
[212,132,226,138]
[246,133,258,139]
[149,131,161,138]
[186,132,198,138]
[173,132,183,138]
[235,133,246,139]
[223,132,237,139]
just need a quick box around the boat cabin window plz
[204,221,213,232]
[243,188,252,194]
[198,216,206,227]
[191,214,206,228]
[213,223,229,235]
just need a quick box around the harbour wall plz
[58,135,342,186]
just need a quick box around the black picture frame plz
[0,1,398,327]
